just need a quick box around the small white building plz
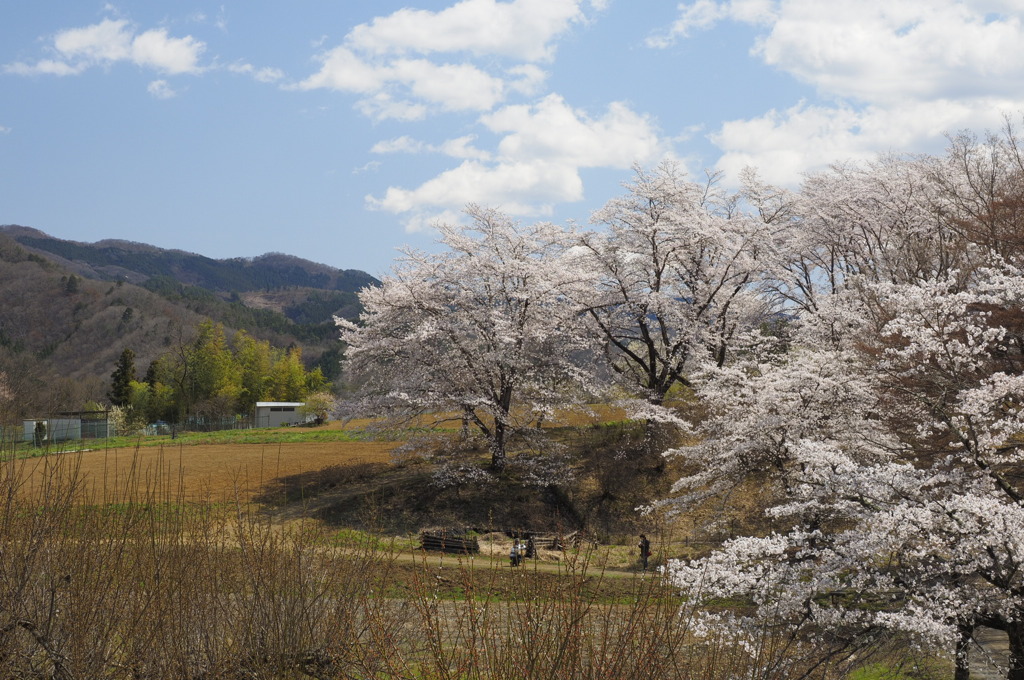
[21,413,113,443]
[254,402,306,428]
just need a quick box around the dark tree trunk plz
[1008,622,1024,680]
[954,624,971,680]
[490,419,507,472]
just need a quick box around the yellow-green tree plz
[233,330,273,412]
[190,322,242,422]
[268,347,307,402]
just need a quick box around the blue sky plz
[2,1,1022,276]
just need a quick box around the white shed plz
[22,418,80,443]
[254,402,306,428]
[21,411,113,444]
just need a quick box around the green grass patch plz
[847,664,914,680]
[3,427,372,457]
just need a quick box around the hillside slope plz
[0,227,379,416]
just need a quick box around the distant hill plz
[0,226,380,415]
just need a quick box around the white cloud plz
[372,134,492,160]
[4,59,86,76]
[757,1,1024,104]
[355,94,428,122]
[654,1,1024,104]
[0,125,10,134]
[294,0,598,120]
[506,64,547,96]
[296,48,509,115]
[147,79,177,99]
[352,161,382,174]
[440,136,493,160]
[371,136,426,154]
[252,67,284,83]
[131,29,205,74]
[401,209,467,234]
[391,59,507,111]
[648,0,775,45]
[6,17,205,77]
[367,95,669,228]
[296,46,385,93]
[368,160,584,222]
[647,0,730,45]
[228,62,285,83]
[54,18,133,63]
[711,99,1017,185]
[346,0,586,61]
[483,94,664,168]
[650,1,1024,184]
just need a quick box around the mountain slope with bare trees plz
[0,227,377,417]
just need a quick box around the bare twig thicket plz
[0,443,894,679]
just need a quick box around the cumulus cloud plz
[367,95,669,230]
[371,136,428,154]
[4,59,86,76]
[352,160,382,174]
[295,0,595,120]
[355,94,428,122]
[131,29,205,74]
[712,99,1018,185]
[346,0,585,61]
[147,79,177,99]
[652,0,1024,103]
[5,17,205,77]
[484,95,664,168]
[648,0,775,45]
[372,134,492,160]
[391,59,507,111]
[290,0,625,227]
[752,1,1024,104]
[227,62,285,83]
[649,0,1024,184]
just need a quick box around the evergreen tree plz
[108,348,136,407]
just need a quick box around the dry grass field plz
[16,436,402,504]
[0,422,948,678]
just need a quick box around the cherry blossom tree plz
[566,161,772,411]
[339,206,590,472]
[665,137,1024,680]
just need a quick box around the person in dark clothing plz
[638,534,651,570]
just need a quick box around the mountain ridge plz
[0,225,378,294]
[0,225,379,416]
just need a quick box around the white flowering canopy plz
[667,128,1024,679]
[340,205,592,471]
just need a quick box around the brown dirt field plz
[17,440,401,504]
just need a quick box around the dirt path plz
[972,627,1010,680]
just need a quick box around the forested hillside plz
[0,228,377,418]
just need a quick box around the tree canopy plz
[341,205,591,471]
[115,321,328,427]
[666,128,1024,679]
[341,122,1024,679]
